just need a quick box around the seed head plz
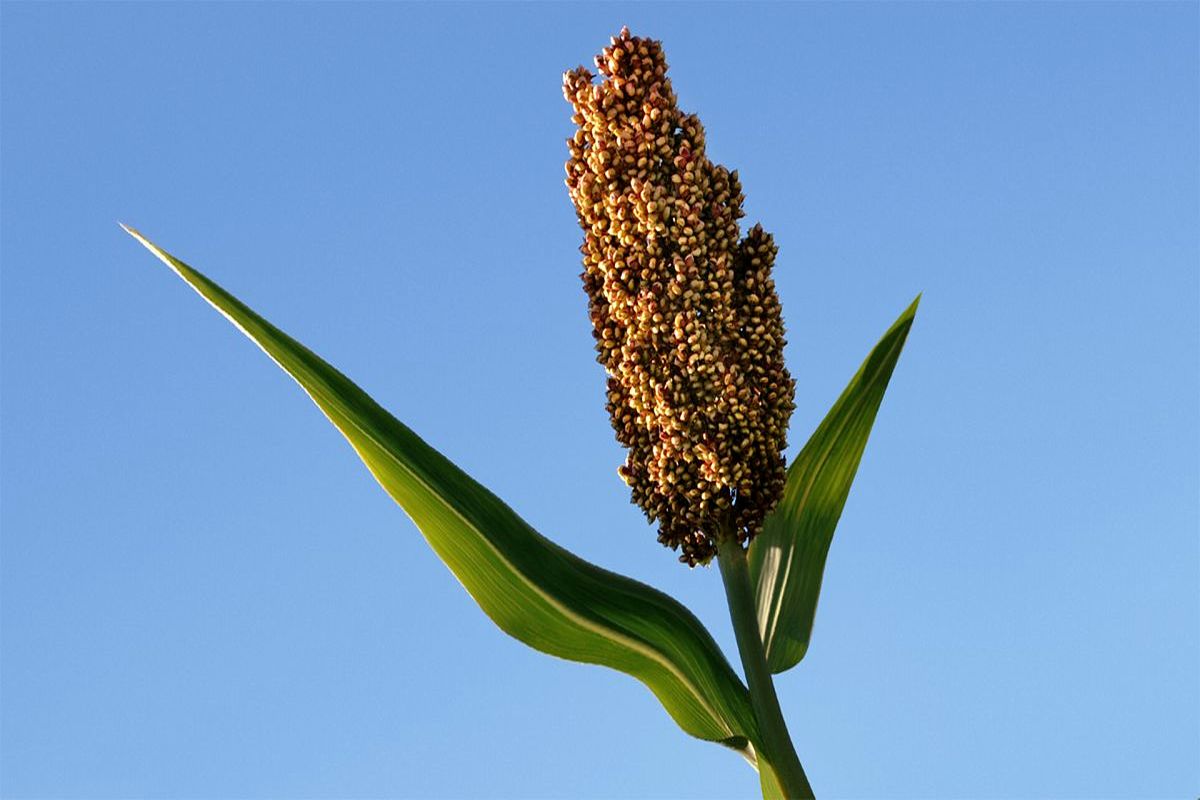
[563,28,795,565]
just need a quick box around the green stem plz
[718,538,815,799]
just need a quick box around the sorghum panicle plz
[563,28,795,565]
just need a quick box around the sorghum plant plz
[124,28,917,799]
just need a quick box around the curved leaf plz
[750,297,919,674]
[122,227,765,757]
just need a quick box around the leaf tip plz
[889,293,922,334]
[120,222,153,249]
[119,224,176,273]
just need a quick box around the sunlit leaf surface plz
[122,227,774,768]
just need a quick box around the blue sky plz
[2,3,1196,798]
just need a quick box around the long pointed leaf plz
[750,297,919,674]
[123,227,765,758]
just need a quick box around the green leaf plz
[757,758,790,800]
[749,296,919,674]
[122,227,767,761]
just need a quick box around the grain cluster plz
[563,28,795,565]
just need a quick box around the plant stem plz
[718,538,815,799]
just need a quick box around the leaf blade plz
[123,227,764,754]
[750,297,919,674]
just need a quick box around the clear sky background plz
[2,3,1197,798]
